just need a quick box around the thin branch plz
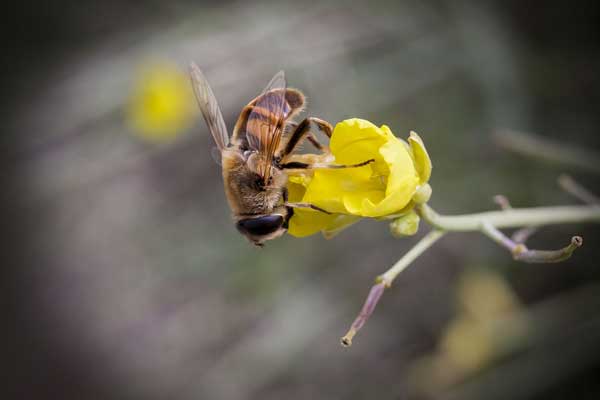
[379,230,446,285]
[341,230,445,347]
[558,174,600,205]
[480,221,524,253]
[481,221,583,263]
[515,236,583,263]
[493,194,539,244]
[493,129,600,174]
[511,226,538,244]
[344,203,598,347]
[340,282,385,347]
[493,194,512,210]
[418,203,600,231]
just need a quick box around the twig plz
[481,221,583,263]
[515,236,583,263]
[493,129,600,174]
[343,203,599,347]
[378,230,446,285]
[493,194,512,210]
[418,203,600,231]
[558,174,600,205]
[340,282,386,347]
[341,230,445,347]
[493,194,539,243]
[511,226,538,244]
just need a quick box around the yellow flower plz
[127,62,196,142]
[288,118,432,237]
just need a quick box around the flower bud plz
[390,211,420,237]
[412,183,432,204]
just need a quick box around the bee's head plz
[236,211,290,246]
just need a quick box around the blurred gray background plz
[4,1,600,399]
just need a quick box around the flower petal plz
[408,131,432,184]
[322,215,362,239]
[330,119,388,165]
[286,119,432,237]
[287,209,337,237]
[301,168,380,214]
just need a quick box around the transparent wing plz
[189,62,229,150]
[246,71,287,184]
[210,146,223,166]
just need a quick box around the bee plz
[190,64,372,246]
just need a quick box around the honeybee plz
[190,63,372,246]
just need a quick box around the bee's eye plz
[252,176,264,190]
[236,215,284,237]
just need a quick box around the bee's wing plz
[189,62,230,151]
[246,71,287,184]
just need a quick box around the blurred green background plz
[4,1,600,399]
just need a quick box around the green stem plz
[344,202,599,347]
[342,229,445,347]
[418,203,600,232]
[379,229,446,285]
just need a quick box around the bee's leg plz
[278,159,375,170]
[306,134,325,151]
[286,202,332,214]
[280,117,333,159]
[284,121,324,151]
[277,117,373,170]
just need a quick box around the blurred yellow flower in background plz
[409,268,531,394]
[127,62,196,142]
[288,118,432,237]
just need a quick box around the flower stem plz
[341,230,445,347]
[341,282,386,347]
[418,203,600,232]
[379,230,446,285]
[345,202,600,347]
[481,221,583,263]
